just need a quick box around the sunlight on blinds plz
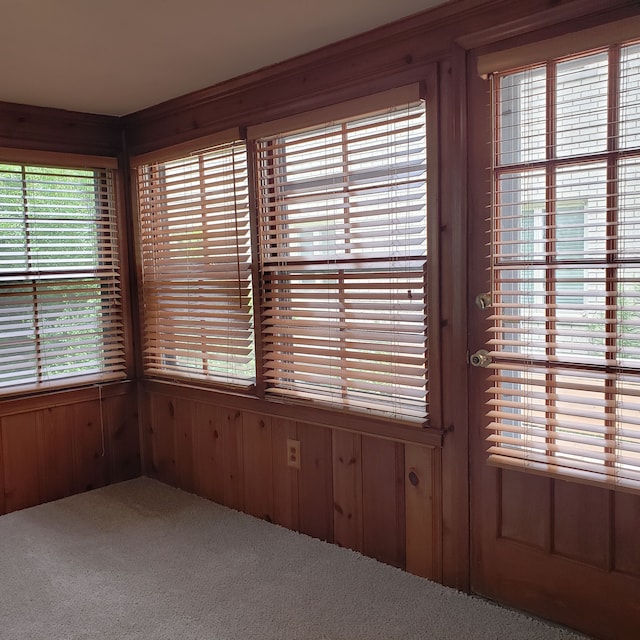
[137,141,255,387]
[255,101,428,423]
[0,163,124,392]
[488,42,640,491]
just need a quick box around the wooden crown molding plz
[457,0,638,50]
[123,0,639,156]
[0,100,122,157]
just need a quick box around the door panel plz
[467,57,640,640]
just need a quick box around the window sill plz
[142,377,443,447]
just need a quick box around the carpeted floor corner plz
[0,478,588,639]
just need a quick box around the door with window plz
[469,33,640,640]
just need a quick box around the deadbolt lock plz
[469,349,491,368]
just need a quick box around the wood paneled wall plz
[0,383,140,515]
[0,101,121,157]
[139,384,442,580]
[2,2,640,639]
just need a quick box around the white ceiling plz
[1,0,449,117]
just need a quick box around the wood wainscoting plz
[140,382,442,581]
[0,382,140,515]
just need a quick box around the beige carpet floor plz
[0,478,588,639]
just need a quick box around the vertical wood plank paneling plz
[2,412,40,513]
[173,399,195,493]
[103,390,141,483]
[222,407,245,511]
[242,413,274,521]
[298,422,333,542]
[331,430,363,552]
[0,421,4,515]
[500,470,551,551]
[405,443,438,580]
[149,394,178,486]
[362,436,406,568]
[137,385,154,475]
[38,405,74,503]
[614,491,640,575]
[71,400,107,493]
[192,401,226,504]
[553,481,610,569]
[271,417,299,531]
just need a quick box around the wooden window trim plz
[0,147,118,170]
[477,15,640,77]
[0,159,126,396]
[135,137,255,388]
[130,127,241,168]
[250,88,430,426]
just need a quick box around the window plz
[488,41,640,489]
[134,90,430,425]
[253,96,428,423]
[0,160,124,393]
[136,137,255,386]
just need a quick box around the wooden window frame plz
[0,151,127,397]
[487,40,640,491]
[132,129,256,389]
[249,87,431,426]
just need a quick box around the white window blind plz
[488,42,640,490]
[0,162,124,393]
[255,100,428,423]
[136,140,255,386]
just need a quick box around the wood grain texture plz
[103,389,141,483]
[140,390,445,573]
[0,101,121,157]
[142,379,440,447]
[172,399,195,493]
[1,412,40,513]
[149,394,178,486]
[553,480,610,570]
[71,400,107,494]
[191,402,226,504]
[221,407,245,511]
[332,430,363,552]
[242,413,274,522]
[362,436,406,568]
[500,470,550,551]
[298,422,334,542]
[614,491,640,575]
[437,51,470,591]
[137,383,153,475]
[405,443,439,580]
[0,384,138,515]
[38,405,74,503]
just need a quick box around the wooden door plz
[467,60,640,640]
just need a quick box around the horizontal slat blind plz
[0,163,124,392]
[488,41,640,490]
[255,100,428,423]
[137,140,255,386]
